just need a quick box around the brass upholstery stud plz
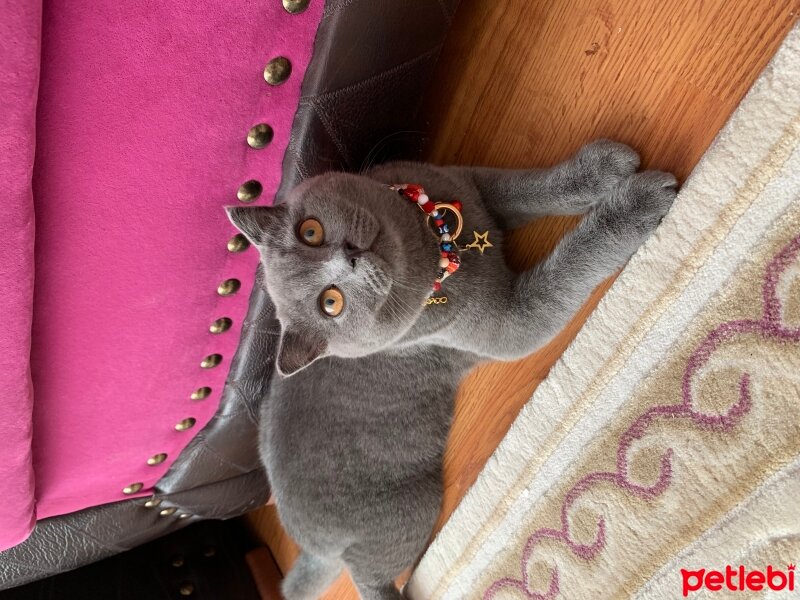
[247,123,274,149]
[178,513,191,519]
[147,453,168,466]
[159,507,178,517]
[180,583,195,596]
[122,482,143,495]
[191,387,212,401]
[209,317,232,334]
[264,57,292,86]
[171,556,185,568]
[203,546,216,558]
[282,0,311,14]
[144,497,162,508]
[200,353,222,369]
[227,234,250,253]
[237,180,262,203]
[175,417,196,432]
[217,278,241,296]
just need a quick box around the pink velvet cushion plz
[2,0,322,551]
[0,0,42,553]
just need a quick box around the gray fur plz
[227,140,677,599]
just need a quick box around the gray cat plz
[227,140,677,600]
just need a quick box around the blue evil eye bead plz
[319,286,344,317]
[298,218,324,246]
[442,243,453,251]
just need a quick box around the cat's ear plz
[226,205,287,245]
[276,325,327,377]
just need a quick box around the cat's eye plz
[298,218,324,246]
[319,286,344,317]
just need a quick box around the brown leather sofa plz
[0,0,459,590]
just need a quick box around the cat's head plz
[228,173,439,376]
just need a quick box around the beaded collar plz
[389,183,493,305]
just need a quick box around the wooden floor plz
[246,1,798,597]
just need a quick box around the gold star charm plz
[463,230,493,254]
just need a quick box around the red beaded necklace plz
[389,183,469,304]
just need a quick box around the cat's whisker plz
[386,278,424,292]
[386,272,429,292]
[358,130,425,174]
[383,291,423,322]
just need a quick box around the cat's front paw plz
[572,139,641,199]
[595,170,678,252]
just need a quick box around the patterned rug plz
[408,23,800,600]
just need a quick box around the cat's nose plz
[344,242,365,258]
[344,242,363,268]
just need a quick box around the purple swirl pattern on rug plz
[484,234,800,599]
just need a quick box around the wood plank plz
[245,547,285,600]
[247,1,798,597]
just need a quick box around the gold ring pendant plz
[425,202,464,242]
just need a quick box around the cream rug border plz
[632,455,800,599]
[408,23,800,600]
[469,150,800,598]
